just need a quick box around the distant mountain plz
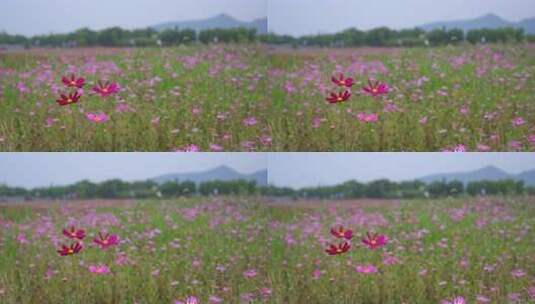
[419,166,535,186]
[152,14,267,34]
[419,13,535,34]
[152,166,267,186]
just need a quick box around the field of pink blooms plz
[0,46,269,151]
[1,196,534,303]
[269,45,535,151]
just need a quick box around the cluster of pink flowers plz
[325,73,389,104]
[55,74,120,124]
[56,225,120,275]
[325,226,389,275]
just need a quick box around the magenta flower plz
[441,296,466,304]
[62,74,86,88]
[330,225,353,240]
[382,253,400,265]
[242,117,258,127]
[175,296,199,304]
[62,226,86,240]
[88,264,110,275]
[357,112,379,123]
[243,268,257,279]
[355,264,378,274]
[512,117,525,127]
[362,231,388,249]
[260,287,272,299]
[454,144,467,152]
[528,134,535,146]
[16,233,29,244]
[511,268,526,278]
[331,73,354,88]
[362,79,389,97]
[86,112,109,123]
[93,232,120,249]
[17,81,30,94]
[419,116,428,125]
[528,286,535,300]
[92,81,120,97]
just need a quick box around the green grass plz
[0,45,269,151]
[268,44,535,151]
[0,196,533,303]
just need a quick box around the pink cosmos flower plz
[331,73,354,88]
[511,268,526,278]
[243,117,258,127]
[92,81,120,97]
[17,82,30,94]
[512,117,525,127]
[442,296,466,304]
[355,264,378,274]
[528,135,535,146]
[243,268,257,279]
[260,287,272,299]
[362,79,389,97]
[459,105,469,115]
[528,286,535,300]
[175,296,199,304]
[357,112,379,123]
[330,225,353,240]
[362,231,388,249]
[93,232,120,249]
[88,264,110,275]
[16,233,29,244]
[419,116,428,125]
[382,253,400,265]
[86,112,109,123]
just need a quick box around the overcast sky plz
[1,153,534,189]
[0,0,267,36]
[269,0,535,36]
[0,153,266,188]
[268,153,535,188]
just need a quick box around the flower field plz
[269,45,535,151]
[2,44,535,151]
[0,46,269,151]
[1,196,534,303]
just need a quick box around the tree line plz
[265,27,528,47]
[0,26,259,48]
[1,25,532,49]
[0,179,532,201]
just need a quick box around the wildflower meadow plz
[1,196,534,303]
[269,45,535,151]
[0,46,269,151]
[1,44,535,151]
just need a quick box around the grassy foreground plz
[1,44,535,151]
[0,46,269,151]
[269,45,535,151]
[0,196,534,303]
